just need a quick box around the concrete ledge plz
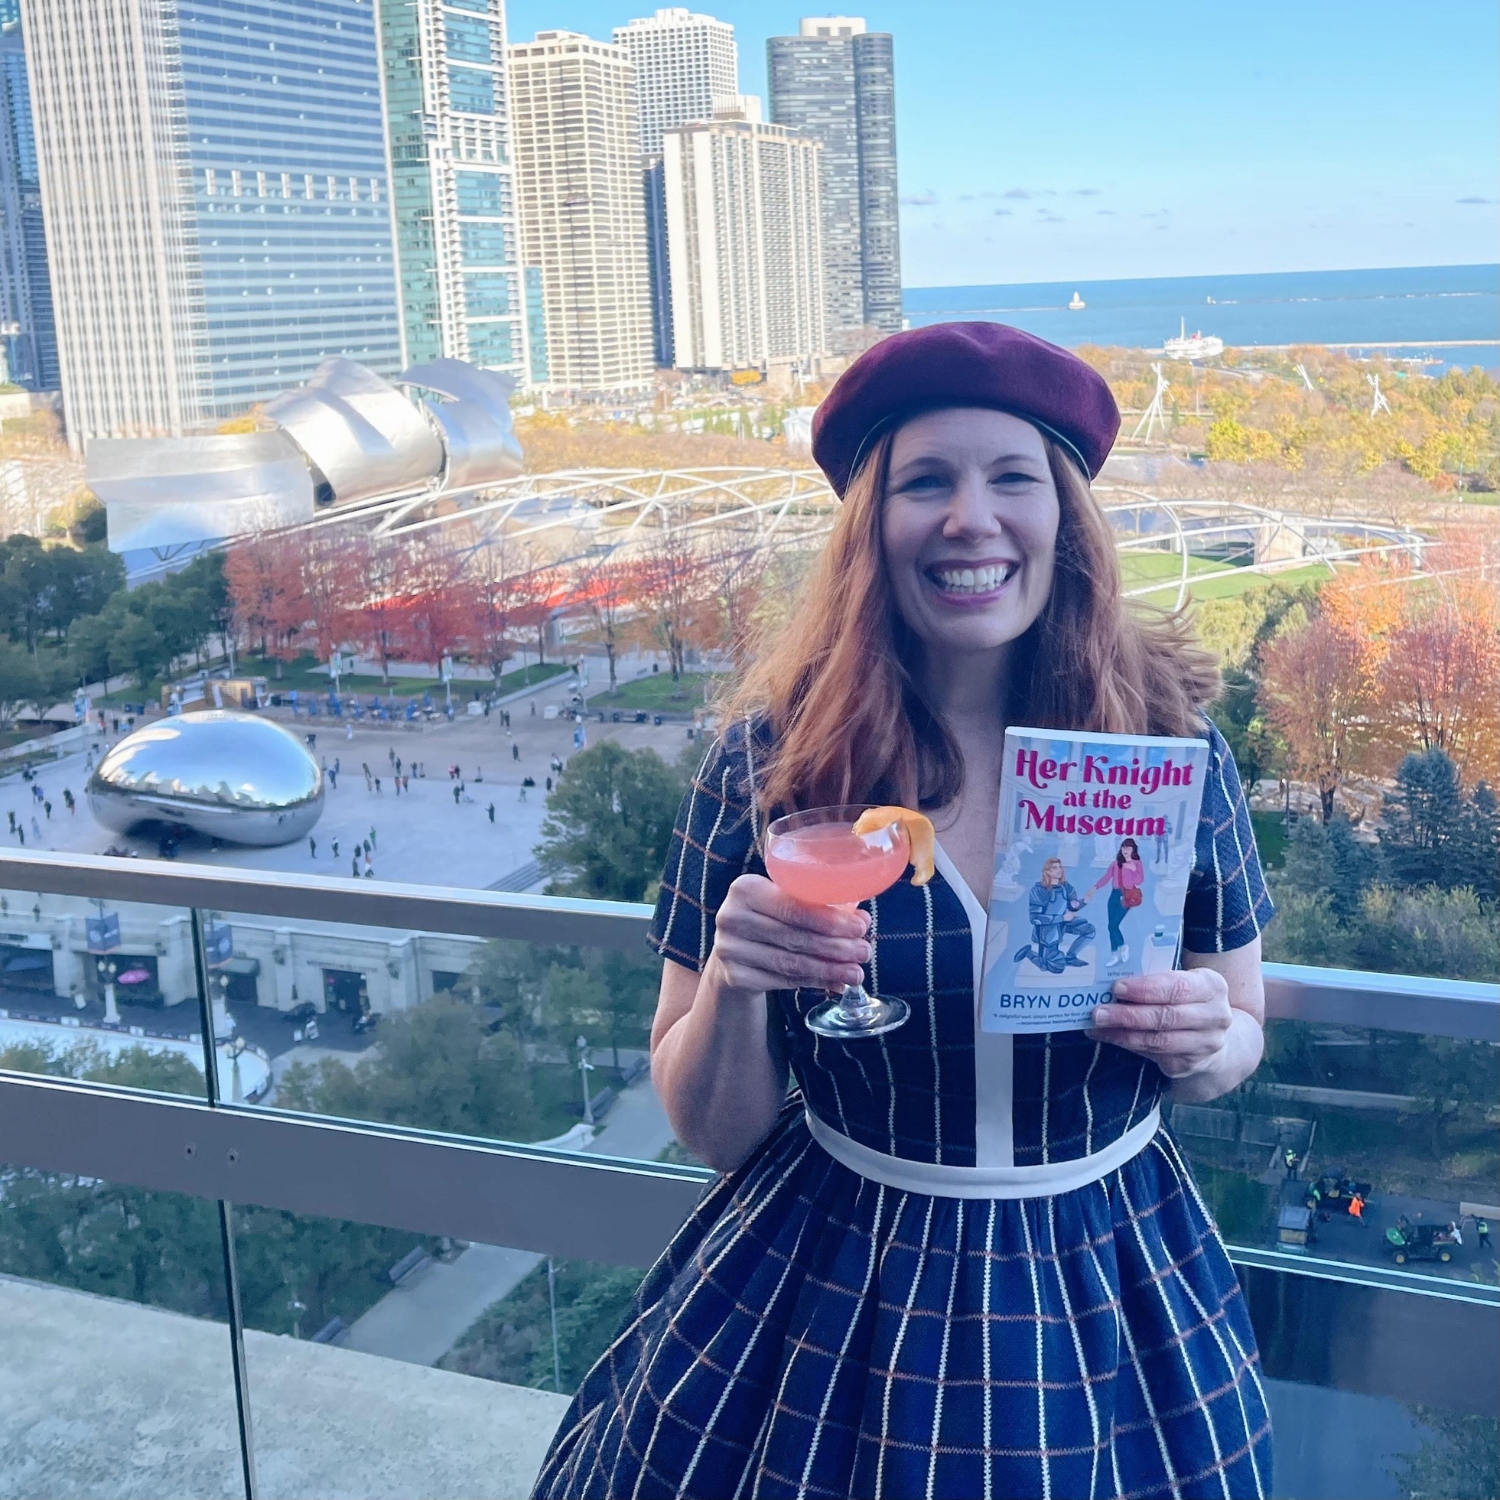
[0,1274,568,1499]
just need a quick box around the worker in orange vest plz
[1349,1193,1365,1222]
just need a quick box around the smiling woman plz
[533,324,1274,1500]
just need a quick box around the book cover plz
[981,727,1209,1034]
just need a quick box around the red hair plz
[729,430,1219,814]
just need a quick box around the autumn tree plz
[1374,585,1500,785]
[698,527,769,671]
[1258,608,1377,822]
[224,531,307,669]
[568,552,630,691]
[397,535,470,676]
[343,532,408,685]
[633,519,704,685]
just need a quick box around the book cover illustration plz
[981,727,1209,1034]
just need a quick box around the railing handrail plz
[0,848,1494,1037]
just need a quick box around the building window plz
[449,65,495,114]
[467,321,514,367]
[459,221,508,264]
[454,170,508,216]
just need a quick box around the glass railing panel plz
[1265,1378,1499,1500]
[1172,1018,1500,1286]
[0,1159,243,1498]
[199,907,671,1165]
[0,890,219,1102]
[231,1208,577,1498]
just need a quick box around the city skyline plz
[511,0,1500,287]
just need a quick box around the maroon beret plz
[811,321,1120,495]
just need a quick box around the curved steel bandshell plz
[399,358,523,492]
[265,358,444,506]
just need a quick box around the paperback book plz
[981,727,1209,1034]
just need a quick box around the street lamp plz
[226,1033,247,1104]
[576,1034,595,1126]
[97,957,120,1026]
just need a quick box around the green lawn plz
[586,670,719,714]
[1121,551,1334,607]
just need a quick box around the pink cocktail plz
[764,823,911,906]
[764,806,911,1038]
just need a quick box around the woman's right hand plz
[709,874,873,994]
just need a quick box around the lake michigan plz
[902,264,1499,370]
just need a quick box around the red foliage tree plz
[223,531,307,669]
[1259,609,1377,822]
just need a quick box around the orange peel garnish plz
[853,806,935,886]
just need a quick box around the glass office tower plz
[26,0,403,448]
[377,0,528,383]
[0,0,59,390]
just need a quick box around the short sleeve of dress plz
[1182,718,1276,954]
[649,723,764,972]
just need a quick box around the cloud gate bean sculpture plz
[87,712,325,847]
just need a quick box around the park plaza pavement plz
[2,691,701,892]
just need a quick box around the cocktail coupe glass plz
[763,805,912,1038]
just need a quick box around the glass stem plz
[839,982,881,1023]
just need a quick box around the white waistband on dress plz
[803,1105,1161,1200]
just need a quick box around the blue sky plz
[506,0,1500,288]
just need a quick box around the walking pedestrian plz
[6,811,13,832]
[388,747,395,766]
[545,776,552,793]
[346,722,353,740]
[487,802,495,823]
[369,826,377,849]
[309,835,317,858]
[332,837,340,859]
[453,784,461,805]
[328,767,338,789]
[63,789,75,814]
[30,815,40,840]
[363,852,373,878]
[374,777,382,794]
[530,700,536,716]
[16,823,23,844]
[1283,1148,1300,1180]
[512,742,520,762]
[352,855,360,878]
[1479,1219,1491,1253]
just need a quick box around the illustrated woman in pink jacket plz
[1090,836,1146,968]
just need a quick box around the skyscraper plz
[767,17,901,352]
[506,31,653,396]
[613,9,736,366]
[377,0,527,384]
[0,1,58,391]
[25,0,402,451]
[662,97,825,376]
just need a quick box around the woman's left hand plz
[1089,968,1233,1079]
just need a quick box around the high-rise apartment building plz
[613,8,736,366]
[767,17,901,351]
[507,31,653,396]
[377,0,528,384]
[0,2,58,391]
[25,0,402,451]
[662,97,825,375]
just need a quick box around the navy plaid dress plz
[534,718,1275,1500]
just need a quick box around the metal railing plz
[0,846,1495,1244]
[0,848,1495,1498]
